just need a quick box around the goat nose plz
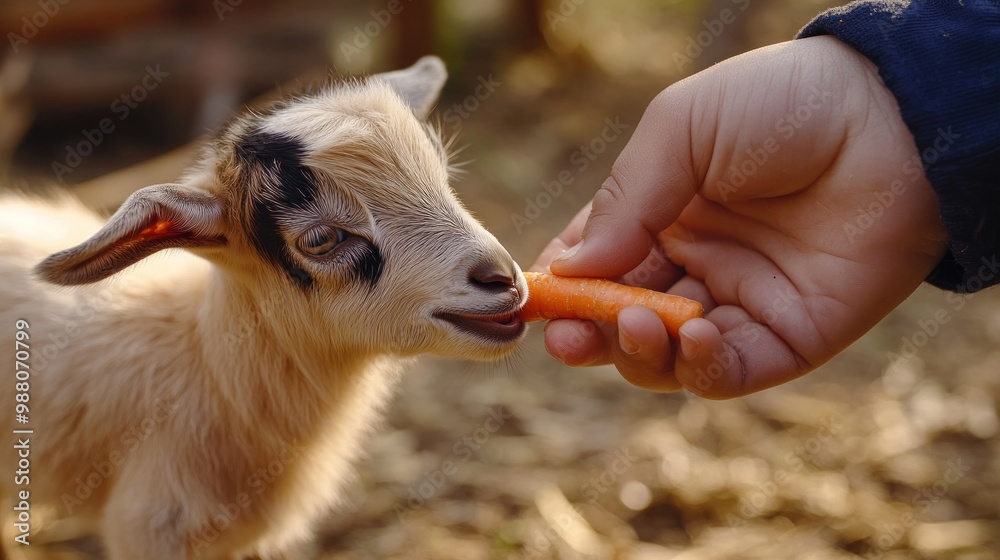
[468,262,518,296]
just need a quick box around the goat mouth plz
[434,309,525,342]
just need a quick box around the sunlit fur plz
[0,57,526,560]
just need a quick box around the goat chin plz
[0,55,527,560]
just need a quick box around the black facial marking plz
[286,265,313,286]
[236,130,317,209]
[236,128,385,290]
[236,129,317,288]
[353,242,384,288]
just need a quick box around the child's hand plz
[531,36,947,398]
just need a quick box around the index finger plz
[549,85,705,279]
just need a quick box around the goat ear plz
[35,184,227,286]
[374,55,447,120]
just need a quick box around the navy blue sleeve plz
[798,1,1000,292]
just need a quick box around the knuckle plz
[595,170,628,209]
[614,348,674,388]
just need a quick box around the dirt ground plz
[307,283,1000,559]
[5,2,998,558]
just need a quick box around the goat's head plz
[35,56,528,360]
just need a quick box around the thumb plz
[550,89,704,279]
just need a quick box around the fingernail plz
[619,329,640,355]
[679,331,699,361]
[554,242,581,263]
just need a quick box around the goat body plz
[0,57,527,559]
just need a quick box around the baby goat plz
[0,56,527,559]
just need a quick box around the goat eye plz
[297,226,346,256]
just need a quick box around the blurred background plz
[3,0,998,558]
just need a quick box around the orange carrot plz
[520,272,703,338]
